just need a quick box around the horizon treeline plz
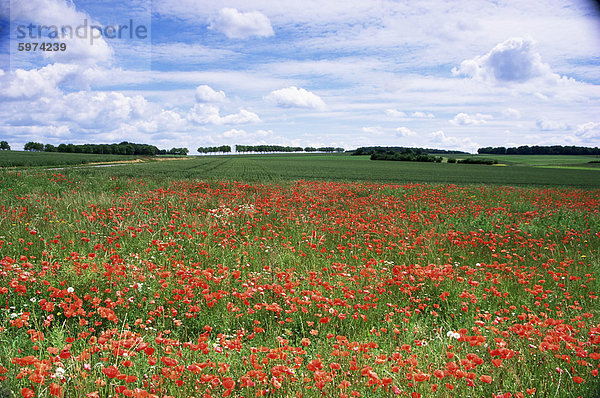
[235,145,344,153]
[352,146,469,156]
[22,141,189,155]
[478,145,600,155]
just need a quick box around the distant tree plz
[169,147,189,156]
[0,141,10,150]
[44,144,56,152]
[24,141,44,151]
[478,145,600,156]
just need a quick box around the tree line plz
[197,146,232,154]
[353,146,468,156]
[370,152,442,163]
[235,145,344,153]
[478,145,600,155]
[20,141,189,156]
[8,141,349,155]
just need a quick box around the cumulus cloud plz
[62,91,151,129]
[450,112,492,126]
[265,86,326,110]
[209,8,274,39]
[452,37,558,83]
[536,119,569,131]
[575,122,600,140]
[502,108,521,119]
[0,63,79,99]
[396,127,417,137]
[11,0,112,65]
[385,109,407,118]
[429,130,478,153]
[187,104,261,125]
[195,85,226,103]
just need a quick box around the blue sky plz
[1,0,600,153]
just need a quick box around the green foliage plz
[167,147,189,155]
[23,142,44,151]
[235,145,343,153]
[353,146,468,156]
[0,141,9,151]
[478,145,600,155]
[370,152,443,162]
[457,157,498,165]
[197,145,231,154]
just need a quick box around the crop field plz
[0,151,153,168]
[44,153,600,188]
[476,155,600,170]
[0,167,599,398]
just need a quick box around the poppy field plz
[0,169,599,398]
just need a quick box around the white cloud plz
[429,130,478,153]
[362,126,385,135]
[223,128,247,138]
[222,128,274,138]
[411,111,434,118]
[187,104,261,125]
[396,127,417,137]
[195,85,227,103]
[575,122,600,140]
[0,63,79,99]
[536,119,569,131]
[452,37,559,83]
[450,112,492,126]
[385,109,407,118]
[208,8,274,39]
[11,0,112,65]
[502,108,521,119]
[265,86,326,110]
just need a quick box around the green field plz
[2,152,599,187]
[0,151,150,167]
[476,154,600,169]
[63,153,600,187]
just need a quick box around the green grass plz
[0,150,149,167]
[0,170,598,397]
[69,153,600,187]
[477,154,600,168]
[3,152,600,187]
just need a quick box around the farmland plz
[0,159,599,398]
[4,152,598,187]
[0,151,156,168]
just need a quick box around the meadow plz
[0,157,599,398]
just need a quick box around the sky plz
[1,0,600,154]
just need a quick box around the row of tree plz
[448,157,498,165]
[21,141,189,156]
[235,145,344,153]
[0,141,10,150]
[197,146,232,154]
[353,146,468,156]
[478,145,600,155]
[12,141,345,155]
[370,152,443,162]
